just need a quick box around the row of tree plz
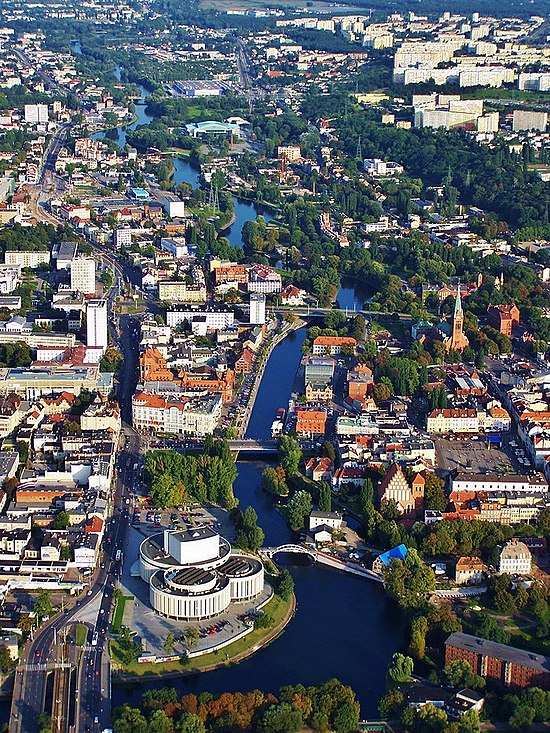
[114,679,360,733]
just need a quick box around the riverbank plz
[111,588,296,683]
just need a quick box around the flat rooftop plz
[446,632,550,672]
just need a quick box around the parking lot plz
[131,503,237,542]
[435,434,527,474]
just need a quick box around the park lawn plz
[112,590,292,678]
[111,595,134,634]
[75,624,88,647]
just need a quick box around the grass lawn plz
[462,608,550,656]
[111,595,134,634]
[75,624,88,647]
[112,590,292,678]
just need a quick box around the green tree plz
[383,549,436,610]
[260,702,303,733]
[332,701,360,733]
[379,690,405,719]
[318,482,332,512]
[277,435,302,476]
[163,632,175,654]
[408,615,428,660]
[261,466,289,497]
[278,569,294,601]
[52,511,70,530]
[148,711,174,733]
[387,653,414,683]
[175,714,205,733]
[37,713,52,733]
[182,627,199,651]
[32,591,53,621]
[113,705,148,733]
[509,705,536,731]
[444,660,484,691]
[359,478,375,510]
[424,473,447,512]
[285,490,313,530]
[0,646,14,673]
[321,441,336,462]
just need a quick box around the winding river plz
[112,332,406,716]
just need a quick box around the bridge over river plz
[259,544,317,560]
[227,439,278,455]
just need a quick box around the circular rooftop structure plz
[140,527,265,621]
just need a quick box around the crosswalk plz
[21,662,73,671]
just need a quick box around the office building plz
[86,300,108,352]
[249,293,266,325]
[166,306,234,330]
[71,257,96,295]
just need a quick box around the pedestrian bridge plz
[227,439,278,454]
[260,544,317,561]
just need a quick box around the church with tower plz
[445,288,469,353]
[434,287,470,353]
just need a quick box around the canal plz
[112,330,406,716]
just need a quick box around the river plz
[337,277,375,311]
[171,159,273,248]
[111,331,406,716]
[93,70,273,248]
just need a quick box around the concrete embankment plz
[316,552,384,582]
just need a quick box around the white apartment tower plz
[249,292,266,325]
[71,257,96,295]
[114,228,132,249]
[86,299,108,352]
[24,104,49,124]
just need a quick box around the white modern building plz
[499,540,532,576]
[139,527,265,620]
[512,110,548,132]
[86,299,108,352]
[114,228,132,249]
[5,250,50,268]
[71,257,96,295]
[24,104,49,124]
[451,473,548,494]
[166,306,234,330]
[249,292,266,325]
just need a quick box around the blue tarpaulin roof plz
[377,544,408,567]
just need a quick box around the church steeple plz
[454,283,463,318]
[446,282,469,353]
